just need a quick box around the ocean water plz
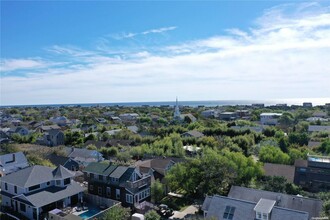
[1,98,329,108]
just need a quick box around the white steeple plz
[174,97,181,119]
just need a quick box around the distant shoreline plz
[1,98,330,108]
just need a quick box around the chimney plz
[12,153,16,162]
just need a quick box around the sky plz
[1,1,330,105]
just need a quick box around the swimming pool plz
[78,208,102,219]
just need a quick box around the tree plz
[145,210,161,220]
[151,179,164,203]
[259,146,290,165]
[65,131,84,146]
[166,149,262,198]
[318,139,330,155]
[102,205,130,220]
[86,144,97,150]
[288,132,309,146]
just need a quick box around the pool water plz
[79,208,101,219]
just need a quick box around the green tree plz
[151,179,164,203]
[102,205,130,220]
[318,139,330,155]
[259,146,290,165]
[65,131,84,146]
[86,144,97,150]
[166,149,262,198]
[145,210,161,220]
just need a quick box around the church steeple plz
[174,97,181,119]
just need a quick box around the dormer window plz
[254,199,276,220]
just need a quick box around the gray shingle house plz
[227,186,322,219]
[202,195,309,220]
[0,152,29,177]
[83,162,151,207]
[0,165,84,220]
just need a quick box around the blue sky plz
[1,1,330,105]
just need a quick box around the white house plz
[260,113,282,125]
[0,165,84,220]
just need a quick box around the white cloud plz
[141,26,177,35]
[0,58,53,72]
[1,2,330,105]
[110,26,177,40]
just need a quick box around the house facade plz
[0,165,84,220]
[83,162,151,207]
[260,113,282,125]
[294,155,330,192]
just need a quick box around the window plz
[5,183,8,191]
[90,173,94,179]
[223,206,235,220]
[99,175,103,181]
[64,178,71,185]
[257,212,262,219]
[98,187,102,195]
[263,213,268,220]
[14,186,17,194]
[126,194,133,204]
[106,187,111,197]
[28,184,40,191]
[116,189,120,199]
[47,182,50,186]
[89,184,94,191]
[20,203,26,212]
[56,180,61,186]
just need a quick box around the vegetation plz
[102,205,130,220]
[151,179,164,203]
[145,210,161,220]
[166,149,263,198]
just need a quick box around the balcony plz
[125,175,151,189]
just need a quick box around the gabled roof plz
[138,158,175,176]
[83,162,117,176]
[228,186,322,218]
[181,130,204,138]
[45,154,69,167]
[40,125,61,131]
[66,147,103,160]
[110,166,128,179]
[120,167,136,183]
[52,165,75,180]
[202,195,309,220]
[308,125,330,132]
[263,163,295,183]
[14,181,84,208]
[84,140,107,149]
[1,165,75,188]
[0,152,29,168]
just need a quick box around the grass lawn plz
[160,196,193,211]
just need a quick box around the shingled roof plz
[202,195,309,220]
[1,165,75,188]
[83,162,117,176]
[263,163,295,183]
[52,165,75,180]
[228,186,322,218]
